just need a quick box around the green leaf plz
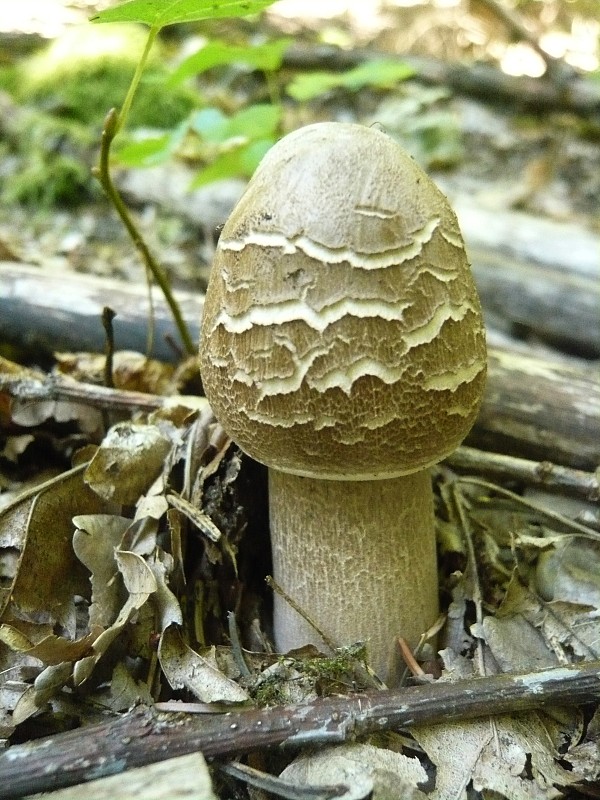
[189,104,280,143]
[92,0,278,28]
[168,38,292,85]
[287,59,415,101]
[188,108,229,142]
[115,133,173,167]
[190,138,273,188]
[115,120,189,166]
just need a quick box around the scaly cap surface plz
[200,122,487,479]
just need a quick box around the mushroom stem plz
[269,469,439,685]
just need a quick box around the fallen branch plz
[0,262,201,363]
[1,661,599,799]
[1,334,599,473]
[3,195,600,360]
[282,45,600,119]
[1,367,597,502]
[470,346,599,470]
[445,446,599,502]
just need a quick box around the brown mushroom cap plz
[200,122,487,479]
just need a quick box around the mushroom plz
[199,122,487,684]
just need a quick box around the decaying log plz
[1,660,600,799]
[282,45,600,119]
[452,199,600,357]
[0,263,598,470]
[4,194,599,363]
[1,254,598,361]
[118,168,600,357]
[470,245,599,357]
[469,346,599,470]
[0,263,203,363]
[1,367,597,501]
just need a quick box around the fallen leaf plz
[158,624,249,704]
[84,421,174,504]
[280,743,428,800]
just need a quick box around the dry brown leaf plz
[478,615,558,673]
[411,644,581,800]
[536,538,600,607]
[72,514,131,629]
[497,576,600,661]
[412,712,574,800]
[88,661,154,713]
[72,518,159,686]
[10,390,102,434]
[84,421,175,504]
[55,350,176,395]
[0,624,99,665]
[0,434,34,463]
[147,549,183,632]
[0,465,111,624]
[29,752,217,800]
[280,743,429,800]
[158,624,249,704]
[12,662,73,725]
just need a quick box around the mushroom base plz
[269,470,439,686]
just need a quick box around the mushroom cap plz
[200,122,487,479]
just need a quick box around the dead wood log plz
[1,368,597,501]
[0,262,598,469]
[1,256,597,361]
[282,45,600,120]
[1,661,599,799]
[0,262,203,363]
[453,199,600,357]
[472,246,598,356]
[468,345,599,470]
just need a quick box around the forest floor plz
[0,2,599,799]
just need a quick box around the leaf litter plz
[0,353,599,798]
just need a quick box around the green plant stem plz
[116,26,159,133]
[94,108,195,356]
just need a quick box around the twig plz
[456,477,600,540]
[445,446,600,502]
[266,575,338,653]
[101,306,116,430]
[1,661,599,799]
[167,490,222,542]
[0,370,210,415]
[221,760,346,799]
[101,307,116,390]
[227,611,253,679]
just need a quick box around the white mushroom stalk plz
[200,122,487,684]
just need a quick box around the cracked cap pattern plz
[200,122,487,479]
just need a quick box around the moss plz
[1,113,98,206]
[2,24,202,206]
[16,24,198,128]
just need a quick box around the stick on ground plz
[2,661,600,799]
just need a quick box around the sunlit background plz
[1,0,598,77]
